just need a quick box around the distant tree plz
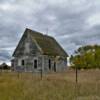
[70,45,100,69]
[0,63,10,70]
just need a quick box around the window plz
[22,60,25,66]
[34,59,38,69]
[54,62,56,72]
[49,59,51,70]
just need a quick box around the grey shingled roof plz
[27,28,68,57]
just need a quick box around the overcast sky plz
[0,0,100,64]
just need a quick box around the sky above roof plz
[0,0,100,64]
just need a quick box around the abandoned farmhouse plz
[12,28,68,72]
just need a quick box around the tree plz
[70,45,100,69]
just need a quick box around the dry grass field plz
[0,70,100,100]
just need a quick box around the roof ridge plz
[26,28,43,35]
[26,28,54,39]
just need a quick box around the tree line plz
[70,45,100,69]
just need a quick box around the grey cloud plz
[0,50,11,62]
[0,0,100,63]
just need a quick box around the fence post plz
[76,66,78,83]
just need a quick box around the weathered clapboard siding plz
[12,28,68,73]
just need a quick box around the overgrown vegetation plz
[0,70,100,100]
[70,45,100,69]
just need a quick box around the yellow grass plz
[0,70,100,100]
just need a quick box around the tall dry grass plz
[0,70,100,100]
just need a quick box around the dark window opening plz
[49,59,51,70]
[22,60,25,66]
[54,62,56,72]
[34,59,38,69]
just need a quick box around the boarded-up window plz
[18,59,21,66]
[25,42,30,53]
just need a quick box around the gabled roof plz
[27,28,68,57]
[13,28,68,57]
